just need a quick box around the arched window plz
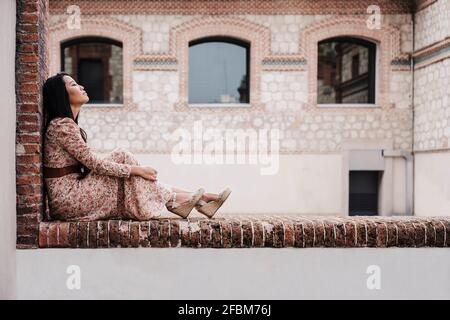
[317,37,376,104]
[61,37,123,104]
[188,37,250,104]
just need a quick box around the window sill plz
[84,103,123,108]
[188,103,251,108]
[317,104,380,109]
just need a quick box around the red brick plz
[138,222,150,247]
[335,222,346,247]
[199,220,211,248]
[17,223,39,236]
[310,220,322,247]
[17,43,38,54]
[17,204,42,215]
[169,220,179,247]
[20,13,38,24]
[16,155,41,165]
[210,220,222,248]
[159,219,170,247]
[48,223,58,247]
[241,219,253,247]
[17,213,39,225]
[344,221,357,247]
[17,236,38,248]
[68,222,77,248]
[303,221,315,247]
[179,220,190,246]
[283,219,295,247]
[130,222,140,247]
[58,222,70,247]
[16,175,41,186]
[16,184,41,195]
[22,2,38,14]
[17,63,39,74]
[17,134,41,144]
[17,123,41,133]
[272,219,284,248]
[77,222,88,248]
[252,219,264,247]
[219,219,232,248]
[188,219,201,248]
[17,194,42,206]
[119,220,130,247]
[18,104,40,113]
[88,221,98,248]
[19,83,38,93]
[20,54,39,63]
[18,114,40,124]
[38,223,48,248]
[97,221,109,248]
[148,219,159,247]
[108,220,120,247]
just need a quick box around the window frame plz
[317,36,377,108]
[187,36,251,107]
[60,36,124,108]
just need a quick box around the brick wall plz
[39,216,450,248]
[16,0,49,248]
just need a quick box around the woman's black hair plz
[43,72,90,179]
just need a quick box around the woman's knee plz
[109,148,140,165]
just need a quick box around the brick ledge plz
[37,216,450,249]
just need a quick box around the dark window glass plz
[349,171,380,216]
[189,37,249,104]
[317,37,376,104]
[61,37,123,104]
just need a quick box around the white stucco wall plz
[16,248,450,299]
[414,151,450,216]
[0,0,17,299]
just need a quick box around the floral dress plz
[43,117,174,221]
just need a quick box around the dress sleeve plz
[48,118,132,178]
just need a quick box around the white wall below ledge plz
[16,248,450,299]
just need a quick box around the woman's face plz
[63,75,89,105]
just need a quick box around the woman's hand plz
[131,166,158,181]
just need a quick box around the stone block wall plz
[46,8,414,155]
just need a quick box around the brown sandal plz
[195,188,232,218]
[166,188,205,218]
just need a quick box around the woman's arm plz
[49,118,133,178]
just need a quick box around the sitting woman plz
[43,72,231,221]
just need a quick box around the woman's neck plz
[71,104,81,119]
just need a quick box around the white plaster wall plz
[131,154,344,215]
[414,151,450,216]
[16,248,450,299]
[0,0,17,299]
[88,152,410,216]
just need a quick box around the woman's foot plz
[201,192,220,203]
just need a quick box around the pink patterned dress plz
[43,117,174,221]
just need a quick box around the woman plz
[43,72,231,221]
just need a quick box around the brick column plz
[16,0,49,248]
